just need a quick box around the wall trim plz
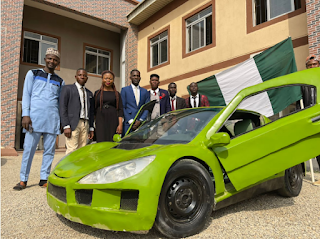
[141,36,308,89]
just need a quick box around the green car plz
[47,68,320,238]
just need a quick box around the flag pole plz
[300,98,315,182]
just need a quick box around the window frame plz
[20,28,61,70]
[147,25,170,72]
[185,6,212,53]
[182,0,216,59]
[247,0,305,33]
[83,43,113,77]
[150,30,168,68]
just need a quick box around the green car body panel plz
[47,68,320,232]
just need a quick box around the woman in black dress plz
[94,70,123,142]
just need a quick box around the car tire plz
[154,159,214,238]
[277,164,303,197]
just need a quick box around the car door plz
[207,70,320,191]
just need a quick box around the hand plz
[22,116,32,131]
[116,125,123,134]
[64,128,72,138]
[132,120,141,131]
[88,131,94,140]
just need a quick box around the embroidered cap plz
[306,54,319,64]
[46,48,60,59]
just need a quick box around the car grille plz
[75,190,93,206]
[48,182,67,203]
[120,190,139,211]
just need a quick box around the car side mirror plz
[113,134,121,142]
[206,132,230,148]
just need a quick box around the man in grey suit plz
[168,82,186,111]
[59,68,94,154]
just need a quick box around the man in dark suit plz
[121,69,150,134]
[149,74,171,119]
[185,82,210,108]
[59,68,94,154]
[168,82,186,110]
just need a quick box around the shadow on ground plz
[56,214,161,239]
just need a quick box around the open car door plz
[209,68,320,191]
[125,100,157,136]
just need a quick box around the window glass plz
[24,31,40,40]
[160,39,168,63]
[121,108,221,145]
[152,44,159,67]
[192,23,200,51]
[85,53,97,74]
[98,56,109,75]
[42,35,58,44]
[23,39,39,64]
[186,14,199,25]
[85,46,111,74]
[150,30,168,68]
[269,0,294,19]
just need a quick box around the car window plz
[121,108,222,145]
[219,84,316,138]
[218,111,262,138]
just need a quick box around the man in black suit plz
[60,68,94,154]
[168,82,186,111]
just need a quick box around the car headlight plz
[78,155,156,184]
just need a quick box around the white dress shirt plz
[151,88,159,96]
[190,94,199,108]
[170,96,176,111]
[128,84,141,124]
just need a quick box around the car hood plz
[53,141,166,178]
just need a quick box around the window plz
[254,0,301,25]
[150,31,168,68]
[23,30,59,66]
[186,6,212,53]
[85,45,111,75]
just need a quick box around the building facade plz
[1,0,139,154]
[128,0,319,97]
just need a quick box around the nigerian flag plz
[196,37,302,117]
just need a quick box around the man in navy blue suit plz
[121,69,150,134]
[149,74,171,120]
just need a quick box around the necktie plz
[193,96,197,108]
[134,87,139,106]
[154,91,157,96]
[81,86,86,117]
[171,98,175,111]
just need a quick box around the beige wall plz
[137,0,309,97]
[17,6,122,148]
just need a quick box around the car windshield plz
[121,108,222,145]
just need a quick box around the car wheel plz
[277,164,303,197]
[154,159,214,238]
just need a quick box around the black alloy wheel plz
[154,159,214,238]
[277,164,303,197]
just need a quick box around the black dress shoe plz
[39,180,47,187]
[13,181,27,190]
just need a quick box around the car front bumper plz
[47,171,161,232]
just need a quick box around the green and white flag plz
[196,37,302,117]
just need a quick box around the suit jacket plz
[149,88,171,115]
[59,84,94,131]
[121,85,150,132]
[185,94,210,108]
[175,96,187,110]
